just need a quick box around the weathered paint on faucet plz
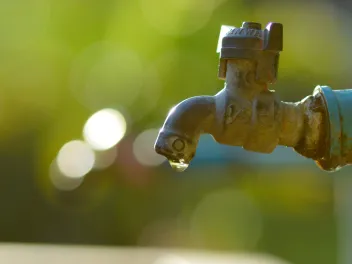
[154,21,352,172]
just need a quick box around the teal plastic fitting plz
[315,86,352,172]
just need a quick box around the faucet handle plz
[217,21,283,84]
[264,22,283,51]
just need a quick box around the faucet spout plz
[154,96,216,167]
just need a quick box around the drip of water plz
[168,159,189,172]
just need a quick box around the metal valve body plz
[154,21,352,172]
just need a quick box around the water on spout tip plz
[168,159,189,172]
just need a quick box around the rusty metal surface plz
[154,58,328,170]
[154,21,352,172]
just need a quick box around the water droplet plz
[168,159,189,172]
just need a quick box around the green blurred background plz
[2,0,352,263]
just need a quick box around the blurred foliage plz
[1,0,352,263]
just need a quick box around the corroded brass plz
[154,21,341,172]
[154,59,325,170]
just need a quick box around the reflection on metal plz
[154,21,352,172]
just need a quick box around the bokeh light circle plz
[133,128,166,167]
[49,160,84,191]
[93,147,118,170]
[83,108,127,151]
[139,0,217,36]
[57,140,95,179]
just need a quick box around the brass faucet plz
[154,21,351,172]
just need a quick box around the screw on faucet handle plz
[241,22,262,30]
